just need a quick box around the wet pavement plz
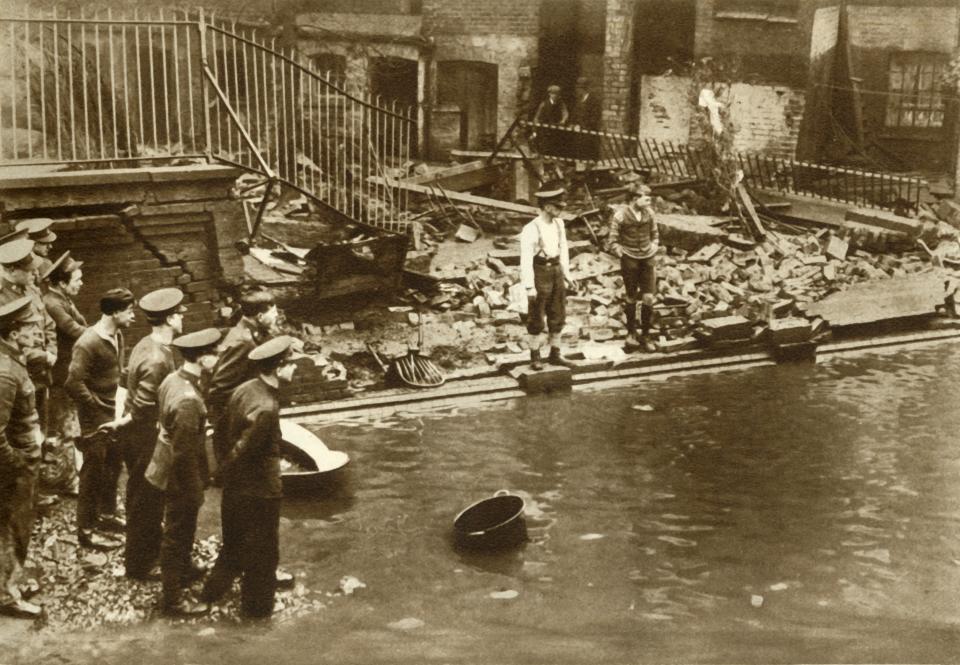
[4,341,960,663]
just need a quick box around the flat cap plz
[0,296,33,332]
[626,181,652,197]
[173,327,222,353]
[547,84,561,93]
[100,288,135,314]
[535,188,566,204]
[0,238,38,269]
[15,218,57,244]
[42,250,84,282]
[248,335,294,363]
[139,287,185,316]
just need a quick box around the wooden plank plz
[805,272,945,327]
[369,176,538,215]
[402,160,501,191]
[736,184,766,240]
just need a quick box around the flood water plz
[10,341,960,663]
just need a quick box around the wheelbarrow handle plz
[365,342,389,373]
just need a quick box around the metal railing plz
[0,8,415,232]
[520,120,925,212]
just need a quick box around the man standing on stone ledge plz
[519,188,576,370]
[0,296,44,620]
[66,288,136,551]
[607,181,660,352]
[122,288,184,581]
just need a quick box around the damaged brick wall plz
[602,0,635,134]
[638,75,806,159]
[0,165,247,346]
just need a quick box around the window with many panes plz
[885,52,947,129]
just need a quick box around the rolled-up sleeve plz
[519,223,537,293]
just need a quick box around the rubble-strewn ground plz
[16,495,344,635]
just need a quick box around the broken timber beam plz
[369,176,539,215]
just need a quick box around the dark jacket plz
[43,288,87,387]
[207,318,260,412]
[124,335,177,427]
[65,325,124,434]
[0,341,40,486]
[572,92,601,131]
[218,376,282,499]
[145,368,208,505]
[0,280,57,387]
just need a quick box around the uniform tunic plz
[65,325,125,529]
[123,335,177,577]
[145,368,208,606]
[0,341,41,607]
[201,376,282,618]
[207,318,260,464]
[0,279,57,434]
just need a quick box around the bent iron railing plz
[519,120,925,212]
[0,8,415,233]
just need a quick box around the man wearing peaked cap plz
[40,251,86,498]
[65,288,136,551]
[207,290,279,469]
[15,219,56,280]
[144,327,222,617]
[202,335,296,619]
[519,187,576,370]
[0,296,44,619]
[0,235,58,461]
[121,287,185,580]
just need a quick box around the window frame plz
[884,51,948,133]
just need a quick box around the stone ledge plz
[0,164,242,191]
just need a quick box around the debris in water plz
[489,590,519,600]
[632,404,654,412]
[388,617,425,630]
[769,582,789,591]
[750,594,764,608]
[339,576,366,595]
[579,533,605,541]
[197,627,216,637]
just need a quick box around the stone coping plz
[0,164,243,190]
[285,320,960,424]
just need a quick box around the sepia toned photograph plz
[0,0,959,663]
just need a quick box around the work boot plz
[276,568,295,590]
[98,513,126,532]
[182,563,208,585]
[127,565,162,583]
[0,599,43,620]
[641,335,658,353]
[547,347,574,368]
[162,599,210,618]
[624,332,641,352]
[78,528,122,551]
[530,349,543,371]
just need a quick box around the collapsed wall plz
[0,164,248,345]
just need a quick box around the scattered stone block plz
[805,272,945,327]
[700,315,753,341]
[845,208,923,236]
[516,365,572,393]
[768,317,812,345]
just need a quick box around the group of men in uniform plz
[520,180,661,367]
[0,220,298,621]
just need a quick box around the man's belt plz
[533,255,560,266]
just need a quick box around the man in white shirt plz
[519,188,575,370]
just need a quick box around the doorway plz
[437,60,499,150]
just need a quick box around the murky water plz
[9,342,960,663]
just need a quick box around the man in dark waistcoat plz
[122,288,184,580]
[145,327,222,616]
[65,288,135,550]
[607,182,660,352]
[201,336,296,619]
[0,296,43,620]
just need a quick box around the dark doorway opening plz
[370,56,419,155]
[437,61,499,150]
